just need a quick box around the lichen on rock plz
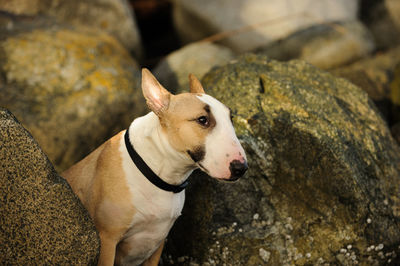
[0,14,146,171]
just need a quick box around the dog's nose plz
[229,160,248,180]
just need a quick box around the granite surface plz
[0,107,100,264]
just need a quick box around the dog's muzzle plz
[229,160,248,180]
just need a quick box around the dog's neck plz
[127,112,197,186]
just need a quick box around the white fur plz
[197,94,247,179]
[117,113,190,265]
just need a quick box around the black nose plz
[229,160,248,180]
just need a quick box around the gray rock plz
[0,0,143,58]
[257,20,375,69]
[153,42,235,92]
[173,0,358,53]
[0,108,100,265]
[0,14,147,171]
[165,54,400,265]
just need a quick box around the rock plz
[390,63,400,125]
[391,122,400,146]
[165,54,400,265]
[153,42,235,92]
[386,0,400,31]
[173,0,358,53]
[256,20,375,69]
[0,14,147,171]
[0,0,143,58]
[360,0,400,50]
[331,46,400,125]
[0,108,100,264]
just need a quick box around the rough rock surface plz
[0,15,146,171]
[165,54,400,265]
[331,46,400,124]
[173,0,358,53]
[153,42,235,92]
[0,0,143,58]
[0,108,100,265]
[257,20,375,69]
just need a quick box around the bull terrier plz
[62,68,248,265]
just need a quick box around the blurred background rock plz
[1,0,400,265]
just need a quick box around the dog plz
[62,68,248,265]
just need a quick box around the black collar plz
[124,127,189,193]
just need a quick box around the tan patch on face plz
[159,93,215,159]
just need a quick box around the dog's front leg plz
[98,232,118,266]
[142,240,165,266]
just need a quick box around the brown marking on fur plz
[189,73,205,94]
[62,131,135,265]
[187,146,205,162]
[142,240,165,266]
[115,240,134,265]
[159,93,216,159]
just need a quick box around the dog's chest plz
[122,184,185,265]
[119,140,185,264]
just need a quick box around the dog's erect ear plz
[142,68,171,116]
[189,73,205,94]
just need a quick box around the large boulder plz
[0,0,143,58]
[153,42,235,92]
[0,108,100,264]
[256,20,375,69]
[0,14,147,171]
[165,54,400,265]
[173,0,358,53]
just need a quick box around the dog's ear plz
[189,73,205,94]
[142,68,171,115]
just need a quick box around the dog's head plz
[142,68,247,181]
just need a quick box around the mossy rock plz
[0,108,100,264]
[0,14,146,171]
[165,54,400,265]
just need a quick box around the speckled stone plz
[165,54,400,265]
[0,108,100,265]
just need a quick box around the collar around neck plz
[124,126,189,193]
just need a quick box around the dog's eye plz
[196,116,209,127]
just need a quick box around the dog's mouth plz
[197,163,241,182]
[197,162,209,174]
